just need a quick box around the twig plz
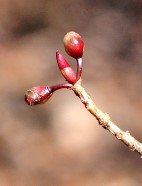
[25,31,142,156]
[71,78,142,156]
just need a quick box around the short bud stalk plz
[76,58,83,81]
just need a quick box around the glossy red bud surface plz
[56,51,76,84]
[61,67,77,84]
[63,31,84,59]
[56,51,70,70]
[25,86,52,105]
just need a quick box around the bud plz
[63,31,84,59]
[56,51,76,84]
[25,86,52,105]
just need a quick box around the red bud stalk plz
[76,57,83,81]
[50,83,72,92]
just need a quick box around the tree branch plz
[71,79,142,156]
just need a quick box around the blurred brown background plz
[0,0,142,185]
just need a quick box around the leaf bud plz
[25,86,52,105]
[56,51,76,84]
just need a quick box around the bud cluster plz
[25,31,84,105]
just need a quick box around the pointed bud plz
[56,51,76,84]
[63,31,84,59]
[25,86,52,106]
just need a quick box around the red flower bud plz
[56,51,76,84]
[63,31,84,59]
[25,86,52,105]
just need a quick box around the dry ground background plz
[0,0,142,185]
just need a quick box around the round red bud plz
[63,31,84,59]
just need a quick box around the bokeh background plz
[0,0,142,185]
